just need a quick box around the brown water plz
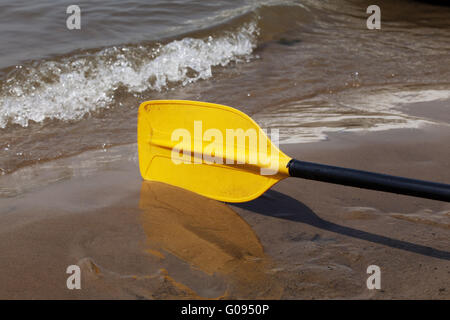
[0,0,450,179]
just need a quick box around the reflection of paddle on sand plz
[137,100,450,203]
[139,181,282,298]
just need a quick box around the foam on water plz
[0,22,258,128]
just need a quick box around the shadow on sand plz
[233,190,450,261]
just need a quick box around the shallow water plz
[0,0,449,175]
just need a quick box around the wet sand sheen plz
[0,167,281,299]
[0,121,449,299]
[139,182,282,299]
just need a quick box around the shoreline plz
[0,121,449,299]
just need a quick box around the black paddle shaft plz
[287,159,450,202]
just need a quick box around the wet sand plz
[234,125,450,299]
[1,0,449,300]
[0,122,449,299]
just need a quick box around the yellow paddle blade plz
[138,100,291,202]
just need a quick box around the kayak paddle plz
[137,100,450,203]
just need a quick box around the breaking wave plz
[0,22,258,128]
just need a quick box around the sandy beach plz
[0,0,449,300]
[1,104,448,299]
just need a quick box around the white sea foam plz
[0,22,258,128]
